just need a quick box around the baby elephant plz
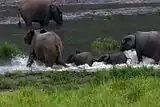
[66,51,95,66]
[24,29,67,68]
[95,52,129,65]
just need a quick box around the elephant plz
[94,51,129,65]
[120,31,160,64]
[24,29,67,68]
[66,51,96,66]
[18,0,63,29]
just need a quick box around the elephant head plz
[66,51,80,63]
[95,55,106,62]
[95,54,112,63]
[50,5,63,25]
[24,29,36,45]
[120,34,136,51]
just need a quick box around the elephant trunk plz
[92,58,99,62]
[17,8,21,28]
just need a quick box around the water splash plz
[0,50,159,74]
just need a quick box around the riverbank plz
[0,67,160,106]
[0,67,159,91]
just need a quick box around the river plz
[0,1,160,73]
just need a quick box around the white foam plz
[0,50,159,74]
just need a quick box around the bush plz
[0,42,22,60]
[91,37,120,53]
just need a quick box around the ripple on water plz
[0,6,160,24]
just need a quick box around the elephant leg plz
[55,56,67,67]
[40,21,44,29]
[136,49,143,63]
[27,47,37,67]
[22,17,32,29]
[40,18,49,29]
[27,53,36,67]
[56,59,67,67]
[43,20,49,27]
[45,61,53,68]
[88,62,93,67]
[43,53,54,68]
[154,60,159,64]
[88,60,94,67]
[152,54,160,64]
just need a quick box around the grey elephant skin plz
[18,0,63,29]
[66,51,96,66]
[120,31,160,64]
[24,29,67,67]
[95,52,128,65]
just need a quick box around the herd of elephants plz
[16,0,160,68]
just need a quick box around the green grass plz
[0,42,22,60]
[0,67,160,107]
[91,37,120,53]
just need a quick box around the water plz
[0,49,157,74]
[1,1,160,73]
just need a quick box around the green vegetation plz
[0,42,22,60]
[0,67,159,106]
[0,77,160,107]
[91,37,120,53]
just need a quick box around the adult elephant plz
[94,51,128,65]
[24,29,67,67]
[66,51,96,66]
[18,0,63,29]
[120,31,160,64]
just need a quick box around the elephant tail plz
[55,45,62,61]
[17,8,21,28]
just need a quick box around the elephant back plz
[19,0,51,10]
[135,31,160,51]
[39,31,64,58]
[76,52,93,64]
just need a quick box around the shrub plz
[91,37,120,53]
[0,42,22,60]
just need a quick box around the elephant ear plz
[66,54,75,63]
[104,54,110,61]
[24,29,35,45]
[120,34,135,51]
[124,35,135,44]
[97,54,108,62]
[122,36,131,44]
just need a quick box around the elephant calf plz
[95,51,129,65]
[24,29,67,68]
[66,51,96,66]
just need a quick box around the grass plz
[0,42,22,60]
[0,67,159,107]
[91,37,120,53]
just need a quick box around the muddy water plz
[0,2,160,73]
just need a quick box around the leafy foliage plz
[0,42,22,60]
[91,37,120,53]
